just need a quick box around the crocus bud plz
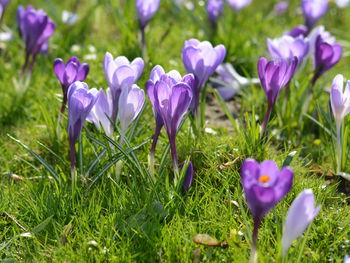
[330,74,350,124]
[226,0,252,12]
[17,5,55,60]
[152,72,193,170]
[182,38,226,113]
[182,161,194,195]
[301,0,328,30]
[136,0,160,30]
[312,35,342,86]
[54,56,90,113]
[0,0,10,20]
[86,88,114,138]
[206,0,224,25]
[285,25,308,38]
[118,85,145,144]
[103,52,144,122]
[67,81,97,168]
[267,35,309,66]
[281,189,321,255]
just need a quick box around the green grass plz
[1,0,350,262]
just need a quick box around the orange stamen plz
[259,175,270,183]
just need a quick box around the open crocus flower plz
[104,52,144,123]
[86,88,114,138]
[152,73,193,172]
[67,81,97,169]
[335,0,350,8]
[54,57,90,113]
[226,0,253,12]
[267,35,309,66]
[118,85,145,144]
[301,0,328,30]
[206,0,224,26]
[285,25,308,38]
[281,189,321,255]
[136,0,160,30]
[182,38,226,113]
[17,5,55,74]
[258,57,298,136]
[330,74,350,172]
[212,63,260,100]
[146,66,193,155]
[312,35,342,86]
[241,159,293,261]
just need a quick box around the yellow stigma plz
[259,175,270,183]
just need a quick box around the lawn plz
[0,0,350,262]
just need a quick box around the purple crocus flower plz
[152,72,193,172]
[258,57,298,136]
[226,0,253,12]
[67,81,97,169]
[312,35,342,86]
[274,1,289,15]
[54,57,90,113]
[136,0,160,49]
[0,0,10,21]
[182,38,226,113]
[281,189,321,255]
[104,52,144,124]
[301,0,328,30]
[17,5,55,74]
[146,65,189,156]
[136,0,160,30]
[206,0,224,26]
[285,25,308,38]
[267,35,309,66]
[241,159,293,261]
[118,85,145,144]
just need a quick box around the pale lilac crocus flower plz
[212,63,259,100]
[345,255,350,263]
[226,0,253,12]
[103,52,144,124]
[274,1,288,15]
[335,0,350,8]
[285,25,308,38]
[330,74,350,172]
[267,35,309,66]
[206,0,224,26]
[118,85,145,145]
[182,38,226,114]
[301,0,328,30]
[281,189,321,255]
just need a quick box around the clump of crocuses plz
[54,57,90,113]
[147,65,193,181]
[17,5,55,75]
[282,189,320,256]
[241,159,293,262]
[258,57,298,136]
[182,38,226,117]
[330,74,350,173]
